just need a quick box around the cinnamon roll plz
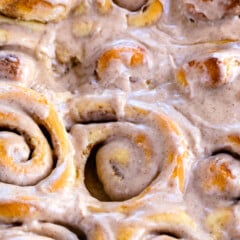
[0,0,239,239]
[175,50,240,95]
[96,41,152,91]
[183,0,240,21]
[0,0,73,22]
[0,17,57,89]
[70,96,191,201]
[0,84,75,191]
[194,153,240,199]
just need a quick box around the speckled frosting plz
[0,1,240,239]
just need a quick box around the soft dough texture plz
[0,0,240,239]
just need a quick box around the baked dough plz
[183,0,240,21]
[70,96,191,201]
[0,0,74,22]
[0,84,75,190]
[0,0,240,239]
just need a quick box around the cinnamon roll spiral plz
[0,84,75,191]
[70,95,190,201]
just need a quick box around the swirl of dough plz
[0,83,75,191]
[175,50,240,94]
[70,95,190,201]
[0,0,73,22]
[96,40,153,91]
[183,0,240,21]
[0,51,36,85]
[0,222,82,240]
[194,153,240,199]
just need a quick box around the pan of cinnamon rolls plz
[0,0,240,239]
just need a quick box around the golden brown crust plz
[175,50,240,96]
[70,97,191,203]
[127,0,163,27]
[0,84,75,191]
[0,1,240,239]
[0,0,72,22]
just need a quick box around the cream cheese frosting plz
[0,0,239,239]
